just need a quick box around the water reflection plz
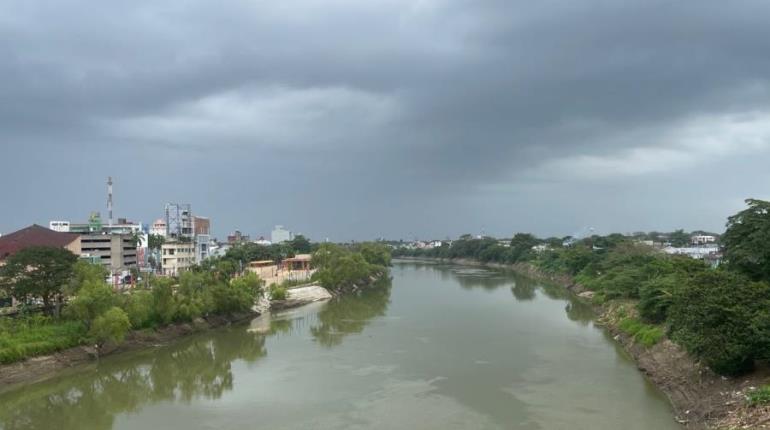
[310,277,392,347]
[0,328,266,430]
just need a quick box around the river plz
[0,261,681,430]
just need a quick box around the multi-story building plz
[79,233,137,271]
[165,203,193,241]
[161,242,195,276]
[271,225,293,244]
[195,234,211,263]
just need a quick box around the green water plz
[0,261,681,430]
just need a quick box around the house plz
[0,225,81,263]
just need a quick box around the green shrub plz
[618,317,664,347]
[270,286,288,301]
[151,278,176,325]
[121,290,154,328]
[638,275,678,323]
[89,307,131,348]
[747,385,770,406]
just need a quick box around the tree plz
[722,199,770,283]
[358,242,392,267]
[668,270,770,375]
[668,229,690,247]
[89,307,131,351]
[0,246,77,315]
[66,279,116,329]
[509,233,540,263]
[289,235,312,254]
[148,234,165,251]
[67,260,108,295]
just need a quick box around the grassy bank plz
[0,317,85,364]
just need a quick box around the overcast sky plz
[2,0,770,241]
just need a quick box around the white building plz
[49,221,71,232]
[271,225,293,244]
[150,218,167,237]
[161,242,195,276]
[691,235,716,245]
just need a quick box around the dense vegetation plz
[395,199,770,376]
[0,235,390,364]
[0,251,263,362]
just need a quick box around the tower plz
[107,176,113,226]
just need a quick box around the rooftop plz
[0,224,80,260]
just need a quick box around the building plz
[54,214,144,236]
[691,235,717,245]
[254,237,272,246]
[79,233,137,271]
[193,216,211,235]
[165,203,193,241]
[195,234,211,263]
[161,242,195,276]
[150,218,167,237]
[0,225,81,263]
[228,230,250,244]
[271,225,293,244]
[282,254,312,271]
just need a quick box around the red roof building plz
[0,225,81,262]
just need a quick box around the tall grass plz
[0,316,86,364]
[618,317,664,348]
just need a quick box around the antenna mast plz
[107,176,113,226]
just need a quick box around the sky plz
[2,0,770,241]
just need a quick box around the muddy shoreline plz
[397,257,770,429]
[0,311,256,392]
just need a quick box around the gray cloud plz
[2,0,770,240]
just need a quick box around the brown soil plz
[397,257,770,429]
[0,311,256,392]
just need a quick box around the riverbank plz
[396,257,770,430]
[0,311,256,391]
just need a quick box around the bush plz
[121,290,154,328]
[638,275,678,323]
[89,307,131,349]
[270,286,288,301]
[65,279,117,328]
[668,271,770,375]
[151,278,176,325]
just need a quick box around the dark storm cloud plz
[2,0,770,239]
